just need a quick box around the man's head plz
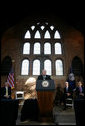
[5,82,9,87]
[65,81,69,87]
[78,81,83,87]
[42,69,47,76]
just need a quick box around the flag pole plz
[11,59,16,99]
[12,59,16,89]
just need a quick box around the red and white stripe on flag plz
[7,67,14,88]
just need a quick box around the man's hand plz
[4,95,10,98]
[79,93,84,96]
[67,93,71,96]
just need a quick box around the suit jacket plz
[75,86,84,98]
[1,87,11,99]
[37,75,51,80]
[64,86,73,98]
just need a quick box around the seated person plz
[54,86,63,106]
[37,69,51,80]
[74,81,84,99]
[62,81,73,109]
[1,82,11,99]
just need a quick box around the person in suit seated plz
[1,82,11,99]
[37,69,51,80]
[74,81,84,99]
[63,81,73,110]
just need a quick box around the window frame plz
[22,23,63,76]
[44,59,52,75]
[54,30,61,39]
[21,59,29,75]
[44,42,51,55]
[55,59,64,76]
[23,42,30,55]
[54,42,62,55]
[32,59,40,75]
[34,30,41,38]
[33,42,41,55]
[44,30,51,39]
[24,30,31,39]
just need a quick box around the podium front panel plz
[36,80,55,91]
[36,79,56,122]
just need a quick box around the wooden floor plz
[16,105,76,125]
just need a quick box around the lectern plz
[36,79,55,122]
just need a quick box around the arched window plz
[55,60,63,75]
[24,30,31,38]
[23,43,30,54]
[34,42,40,54]
[44,42,51,54]
[21,59,29,75]
[1,56,12,75]
[33,60,40,75]
[44,60,52,75]
[54,30,60,39]
[22,22,63,76]
[72,56,83,76]
[50,26,54,30]
[34,30,41,38]
[44,30,51,38]
[55,43,62,54]
[41,26,45,30]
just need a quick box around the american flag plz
[7,67,14,88]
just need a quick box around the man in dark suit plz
[63,81,73,110]
[37,69,51,80]
[75,81,84,99]
[1,82,11,99]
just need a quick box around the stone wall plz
[1,17,84,99]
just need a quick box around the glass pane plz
[44,30,51,38]
[34,30,41,38]
[37,22,40,25]
[44,60,52,75]
[33,60,40,75]
[23,43,30,54]
[34,43,40,54]
[44,43,51,54]
[50,26,54,30]
[24,30,31,38]
[55,43,62,54]
[31,26,35,30]
[21,60,29,75]
[45,22,48,25]
[55,60,63,75]
[41,26,45,30]
[54,30,60,38]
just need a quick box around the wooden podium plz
[36,80,55,122]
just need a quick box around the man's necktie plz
[66,87,68,92]
[43,76,46,80]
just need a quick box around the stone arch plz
[72,56,84,81]
[1,56,12,75]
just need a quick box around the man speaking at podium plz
[37,69,51,80]
[36,69,55,122]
